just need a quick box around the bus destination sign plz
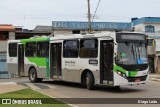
[116,33,146,42]
[121,35,145,41]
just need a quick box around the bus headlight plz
[117,71,126,78]
[117,71,121,75]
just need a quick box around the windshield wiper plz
[137,43,141,59]
[131,44,136,61]
[125,42,136,60]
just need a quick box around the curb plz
[149,78,160,82]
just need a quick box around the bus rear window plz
[9,43,17,57]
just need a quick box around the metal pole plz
[88,0,91,33]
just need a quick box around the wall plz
[0,41,7,53]
[134,24,145,32]
[0,53,8,78]
[134,23,160,36]
[9,32,15,40]
[54,30,73,36]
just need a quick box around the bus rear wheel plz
[86,72,94,90]
[29,68,38,83]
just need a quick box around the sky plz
[0,0,160,29]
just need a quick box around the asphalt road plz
[1,77,160,107]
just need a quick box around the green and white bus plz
[7,31,149,89]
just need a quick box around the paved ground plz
[0,74,160,107]
[0,82,27,94]
[149,74,160,82]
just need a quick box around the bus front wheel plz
[29,68,38,83]
[86,72,94,90]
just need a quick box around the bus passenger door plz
[18,44,24,76]
[50,43,62,79]
[100,40,114,84]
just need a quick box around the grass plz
[0,88,70,107]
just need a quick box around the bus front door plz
[18,44,24,76]
[50,43,62,79]
[100,40,114,84]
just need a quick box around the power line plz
[92,0,102,22]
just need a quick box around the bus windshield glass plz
[116,42,148,65]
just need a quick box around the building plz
[132,17,160,73]
[0,24,15,78]
[0,24,52,78]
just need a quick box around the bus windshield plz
[116,42,148,65]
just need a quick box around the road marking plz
[25,83,41,90]
[0,82,17,85]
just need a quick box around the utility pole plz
[87,0,91,33]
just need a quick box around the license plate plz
[135,78,141,82]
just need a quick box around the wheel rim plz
[86,76,89,87]
[31,71,35,81]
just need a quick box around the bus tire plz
[113,86,120,90]
[38,78,43,82]
[29,68,38,83]
[86,72,94,90]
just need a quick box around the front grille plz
[127,75,148,82]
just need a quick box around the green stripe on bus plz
[114,65,126,74]
[128,71,138,77]
[28,57,50,78]
[28,58,47,66]
[21,38,49,44]
[114,65,138,77]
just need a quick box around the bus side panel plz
[24,57,42,77]
[62,58,80,82]
[41,68,47,78]
[7,41,19,77]
[24,63,42,77]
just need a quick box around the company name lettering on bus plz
[9,58,13,62]
[121,35,145,41]
[65,60,76,66]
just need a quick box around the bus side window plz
[63,40,79,58]
[37,42,49,57]
[80,39,98,58]
[26,42,37,57]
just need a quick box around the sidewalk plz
[149,73,160,82]
[0,82,27,94]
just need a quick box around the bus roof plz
[8,31,145,43]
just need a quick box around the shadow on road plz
[42,80,145,93]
